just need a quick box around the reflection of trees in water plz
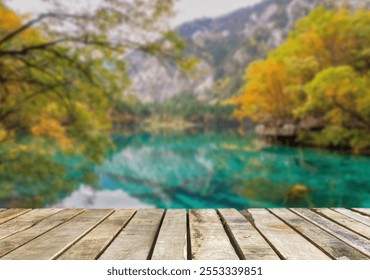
[233,147,368,208]
[103,132,370,208]
[2,131,369,208]
[0,139,98,208]
[101,171,249,209]
[99,132,254,208]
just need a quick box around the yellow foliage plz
[234,60,292,123]
[0,4,40,43]
[0,128,7,142]
[31,118,72,148]
[0,5,22,31]
[232,7,370,153]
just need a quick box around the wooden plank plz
[218,209,279,260]
[0,209,84,258]
[315,208,370,239]
[0,209,31,225]
[292,208,370,257]
[0,209,62,240]
[151,209,187,260]
[333,208,370,227]
[352,208,370,217]
[270,208,368,260]
[58,209,135,260]
[99,209,164,260]
[245,209,330,260]
[1,209,112,260]
[189,209,239,260]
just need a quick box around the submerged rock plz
[287,184,309,201]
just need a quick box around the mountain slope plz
[127,0,370,103]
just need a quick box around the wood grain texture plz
[0,209,84,258]
[315,208,370,239]
[151,209,187,260]
[352,208,370,217]
[99,209,164,260]
[58,209,135,260]
[0,209,62,240]
[1,209,112,260]
[270,208,368,260]
[292,208,370,257]
[333,208,370,227]
[246,209,330,260]
[189,209,239,260]
[218,208,279,260]
[0,209,31,225]
[0,208,369,260]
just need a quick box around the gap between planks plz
[1,209,113,260]
[269,208,368,260]
[314,208,370,240]
[243,209,330,260]
[0,209,32,225]
[57,209,136,260]
[0,209,85,258]
[0,208,369,260]
[291,208,370,258]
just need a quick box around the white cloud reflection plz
[51,185,154,208]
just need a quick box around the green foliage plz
[0,1,180,207]
[233,7,370,152]
[116,90,235,126]
[0,138,98,207]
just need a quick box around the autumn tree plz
[233,7,370,152]
[0,0,185,207]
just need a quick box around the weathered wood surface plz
[99,209,164,260]
[151,209,187,260]
[0,209,83,258]
[270,208,368,260]
[353,208,370,217]
[315,208,370,239]
[333,208,370,227]
[245,209,330,260]
[0,208,369,260]
[1,209,112,260]
[218,208,279,260]
[0,209,62,240]
[58,210,135,260]
[189,209,239,260]
[292,208,370,257]
[0,209,31,225]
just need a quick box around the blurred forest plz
[0,0,369,208]
[0,0,191,206]
[233,7,370,153]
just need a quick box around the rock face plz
[127,0,370,103]
[126,52,213,103]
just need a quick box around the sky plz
[6,0,262,27]
[173,0,262,26]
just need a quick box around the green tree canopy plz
[0,0,185,207]
[233,7,370,152]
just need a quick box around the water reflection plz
[52,185,153,208]
[3,131,370,209]
[91,132,370,209]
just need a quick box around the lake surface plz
[53,130,370,209]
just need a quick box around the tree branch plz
[0,39,67,56]
[332,95,370,130]
[0,12,92,46]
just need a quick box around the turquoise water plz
[78,131,370,209]
[3,131,369,209]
